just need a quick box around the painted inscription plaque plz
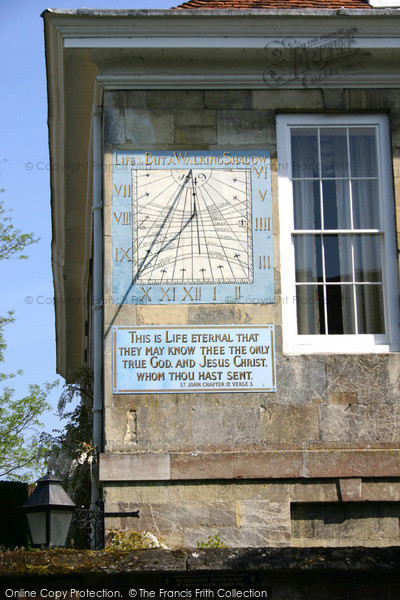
[113,325,275,394]
[112,150,273,304]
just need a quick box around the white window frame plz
[276,113,400,354]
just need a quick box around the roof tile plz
[175,0,371,9]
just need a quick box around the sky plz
[0,0,174,463]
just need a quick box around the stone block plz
[230,481,286,502]
[319,404,376,444]
[205,90,252,109]
[253,89,323,110]
[104,406,134,450]
[275,355,326,405]
[234,304,275,324]
[322,88,345,110]
[170,452,234,479]
[133,501,235,532]
[274,324,283,354]
[233,451,302,479]
[175,126,216,145]
[104,90,146,110]
[262,483,291,502]
[217,110,274,146]
[304,449,400,478]
[146,90,203,109]
[190,404,263,450]
[137,305,190,325]
[103,269,112,298]
[343,89,368,110]
[390,110,400,147]
[99,452,171,481]
[221,526,291,548]
[260,404,319,446]
[327,391,357,405]
[362,480,400,502]
[188,305,236,324]
[345,89,400,110]
[184,526,290,548]
[235,499,290,531]
[291,502,400,544]
[174,110,216,127]
[291,481,340,503]
[325,355,397,406]
[124,91,147,109]
[124,109,174,144]
[339,478,362,502]
[374,404,399,443]
[103,108,125,145]
[112,395,195,453]
[103,231,112,261]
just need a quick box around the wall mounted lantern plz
[22,472,76,548]
[23,472,139,549]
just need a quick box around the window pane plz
[322,180,351,229]
[285,118,392,343]
[294,235,322,282]
[324,235,352,283]
[352,180,380,229]
[320,128,348,178]
[26,512,47,546]
[356,285,385,333]
[293,181,321,229]
[326,285,355,334]
[296,285,325,334]
[291,129,319,178]
[50,510,74,547]
[349,128,377,177]
[353,235,382,282]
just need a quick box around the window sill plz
[283,334,399,354]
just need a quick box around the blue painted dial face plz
[112,151,273,305]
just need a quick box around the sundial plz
[112,151,273,305]
[133,168,252,285]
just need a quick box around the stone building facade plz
[44,3,400,549]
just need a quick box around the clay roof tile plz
[174,0,371,9]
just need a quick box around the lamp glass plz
[50,510,74,547]
[26,511,47,546]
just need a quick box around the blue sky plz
[0,0,174,449]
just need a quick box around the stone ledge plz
[99,449,400,482]
[100,453,170,481]
[1,548,400,578]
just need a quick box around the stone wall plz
[3,547,400,600]
[101,88,400,548]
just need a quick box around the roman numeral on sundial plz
[113,212,131,225]
[115,247,132,262]
[113,184,131,197]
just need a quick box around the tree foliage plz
[0,313,56,482]
[41,367,94,507]
[0,191,54,481]
[0,194,38,261]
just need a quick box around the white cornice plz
[64,36,400,49]
[44,16,67,377]
[47,12,400,46]
[97,72,400,89]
